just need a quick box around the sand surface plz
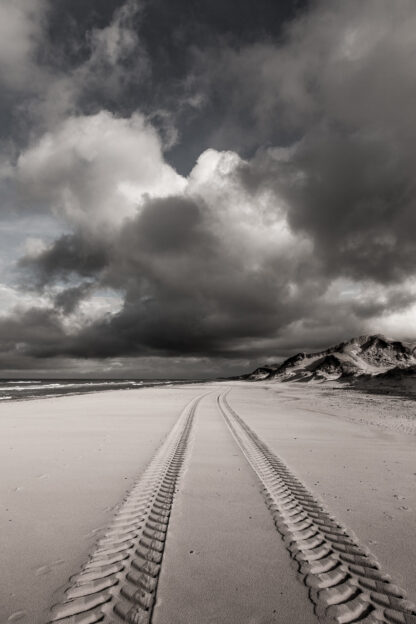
[229,382,416,604]
[0,381,415,623]
[154,391,314,624]
[0,386,204,623]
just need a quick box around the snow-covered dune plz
[246,334,416,382]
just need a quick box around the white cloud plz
[363,279,416,341]
[187,148,310,269]
[18,111,186,231]
[61,288,124,333]
[0,283,49,317]
[375,305,416,342]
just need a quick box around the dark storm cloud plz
[202,0,416,284]
[233,129,416,285]
[54,281,95,314]
[132,0,308,172]
[17,188,321,360]
[20,233,109,286]
[20,177,410,366]
[1,0,416,375]
[0,0,308,170]
[276,131,416,283]
[186,1,416,153]
[135,196,205,253]
[0,307,64,356]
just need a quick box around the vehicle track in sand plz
[47,394,203,624]
[218,390,416,624]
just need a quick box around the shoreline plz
[0,378,210,404]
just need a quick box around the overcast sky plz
[1,0,416,378]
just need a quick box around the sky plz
[1,0,416,378]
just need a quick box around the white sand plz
[0,386,205,623]
[154,391,314,624]
[228,382,416,604]
[0,381,415,622]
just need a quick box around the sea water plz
[0,378,174,401]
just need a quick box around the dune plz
[0,382,415,623]
[246,334,416,384]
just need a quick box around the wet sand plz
[0,381,415,622]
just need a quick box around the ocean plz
[0,379,175,401]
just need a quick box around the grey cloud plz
[2,0,416,375]
[54,282,95,314]
[196,0,416,284]
[0,0,307,171]
[9,146,416,371]
[12,188,389,363]
[276,130,416,283]
[16,186,320,359]
[0,307,65,357]
[0,0,49,91]
[0,0,148,145]
[134,196,206,253]
[20,233,109,286]
[190,0,416,150]
[235,129,416,285]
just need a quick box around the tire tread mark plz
[218,391,416,624]
[48,394,202,624]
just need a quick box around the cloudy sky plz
[1,0,416,378]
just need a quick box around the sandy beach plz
[2,1,416,622]
[1,382,415,623]
[0,386,203,623]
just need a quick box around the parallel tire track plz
[218,390,416,624]
[48,394,203,624]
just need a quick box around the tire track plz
[47,394,203,624]
[218,390,416,624]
